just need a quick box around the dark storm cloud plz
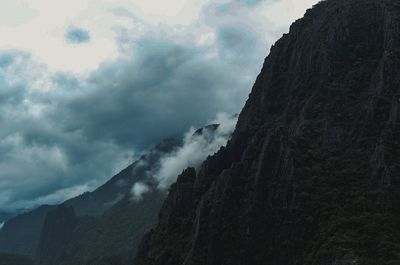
[58,40,241,149]
[66,27,91,44]
[0,0,268,211]
[217,26,260,64]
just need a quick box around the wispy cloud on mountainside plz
[132,113,238,201]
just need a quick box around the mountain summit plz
[135,1,400,264]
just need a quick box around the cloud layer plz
[0,0,320,211]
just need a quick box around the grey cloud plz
[0,51,19,68]
[57,39,248,149]
[237,0,263,6]
[217,26,261,65]
[0,0,270,211]
[66,27,91,44]
[0,52,29,106]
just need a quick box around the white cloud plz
[155,113,237,189]
[131,182,150,202]
[130,113,237,201]
[0,0,319,73]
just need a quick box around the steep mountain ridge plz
[135,1,400,264]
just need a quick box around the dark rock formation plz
[135,1,400,264]
[193,124,219,136]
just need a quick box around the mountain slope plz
[36,123,233,265]
[0,253,34,265]
[37,192,165,265]
[0,211,18,224]
[0,205,55,257]
[135,1,400,264]
[0,138,179,258]
[63,138,179,217]
[35,139,179,265]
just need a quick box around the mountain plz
[0,138,179,258]
[0,211,18,224]
[36,191,165,265]
[62,138,180,217]
[0,205,55,257]
[35,123,231,265]
[134,1,400,264]
[0,253,34,265]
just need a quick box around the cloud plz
[0,0,319,73]
[131,113,237,201]
[66,27,91,44]
[0,0,319,211]
[58,38,251,149]
[155,113,237,189]
[0,31,250,210]
[132,183,150,202]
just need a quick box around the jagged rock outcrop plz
[135,1,400,264]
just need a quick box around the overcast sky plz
[0,0,319,211]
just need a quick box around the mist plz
[131,112,238,201]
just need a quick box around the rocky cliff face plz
[135,1,400,264]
